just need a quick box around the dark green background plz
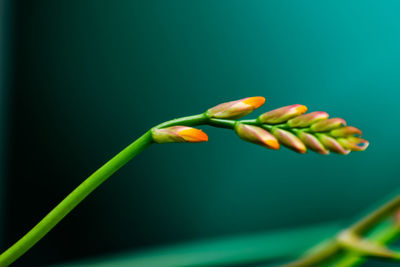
[1,0,400,266]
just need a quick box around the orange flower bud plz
[258,104,308,124]
[287,111,329,128]
[272,128,306,153]
[317,134,350,154]
[207,96,265,119]
[152,126,208,144]
[338,137,369,151]
[330,126,362,137]
[297,131,329,155]
[235,123,279,149]
[310,118,346,132]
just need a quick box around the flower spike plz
[153,97,368,155]
[0,95,373,267]
[235,123,279,149]
[258,104,308,124]
[207,96,265,119]
[152,126,208,144]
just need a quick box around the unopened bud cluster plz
[257,104,368,154]
[151,96,369,155]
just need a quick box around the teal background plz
[1,0,400,266]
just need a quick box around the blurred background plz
[1,0,400,266]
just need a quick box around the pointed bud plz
[310,118,346,132]
[338,230,400,259]
[272,128,306,153]
[338,137,369,151]
[297,131,329,155]
[235,123,279,149]
[258,104,308,124]
[287,111,329,128]
[207,96,265,119]
[317,134,350,154]
[330,126,362,137]
[152,126,208,144]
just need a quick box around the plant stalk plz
[0,131,153,266]
[0,113,211,266]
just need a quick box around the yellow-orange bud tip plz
[179,128,208,142]
[265,139,280,150]
[242,97,266,109]
[296,105,308,114]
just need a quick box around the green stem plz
[328,220,400,267]
[0,132,153,266]
[348,196,400,235]
[208,118,236,129]
[154,113,208,129]
[237,119,258,125]
[0,113,210,266]
[280,195,400,267]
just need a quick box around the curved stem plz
[154,113,209,129]
[0,132,153,266]
[0,113,211,266]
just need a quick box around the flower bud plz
[338,137,369,151]
[258,104,308,124]
[317,134,350,154]
[235,123,279,149]
[207,96,265,119]
[287,111,329,128]
[272,128,306,153]
[310,118,346,132]
[152,126,208,144]
[330,126,362,137]
[297,131,329,155]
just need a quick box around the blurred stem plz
[348,196,400,234]
[326,219,400,267]
[280,195,400,267]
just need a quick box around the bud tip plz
[296,105,308,114]
[242,96,266,109]
[179,128,209,142]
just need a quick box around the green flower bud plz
[310,118,346,132]
[330,126,362,137]
[297,131,329,155]
[287,111,329,128]
[338,136,369,151]
[317,133,350,154]
[258,104,308,124]
[207,97,265,119]
[152,126,208,144]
